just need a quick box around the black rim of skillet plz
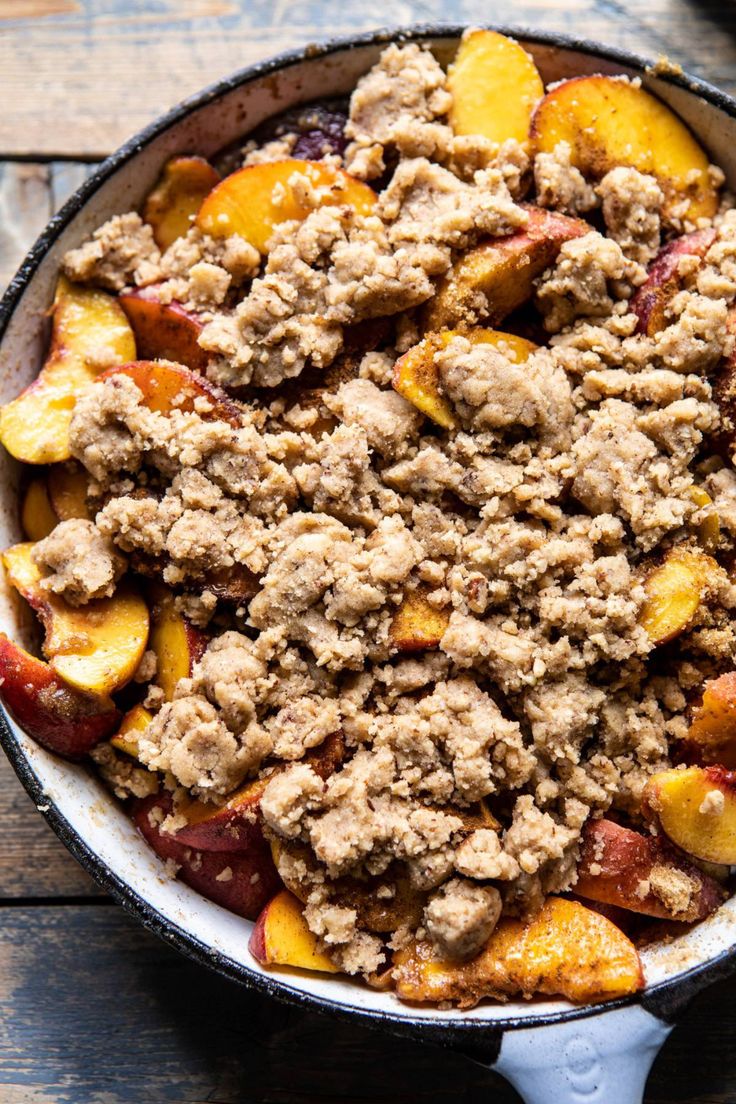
[1,22,736,1054]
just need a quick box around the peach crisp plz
[4,29,736,1008]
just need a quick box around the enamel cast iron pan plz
[2,24,736,1103]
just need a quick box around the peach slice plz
[423,206,588,332]
[0,276,136,465]
[448,30,543,147]
[142,155,220,251]
[133,792,280,920]
[21,479,57,542]
[148,584,207,701]
[0,633,120,758]
[639,547,720,646]
[2,541,149,697]
[575,817,724,922]
[644,765,736,864]
[685,673,736,768]
[249,889,339,974]
[530,76,718,222]
[392,896,643,1006]
[389,587,451,652]
[631,228,716,336]
[175,730,345,853]
[119,288,209,374]
[687,486,720,553]
[196,159,376,253]
[100,360,242,427]
[47,462,91,522]
[110,703,153,759]
[393,327,537,429]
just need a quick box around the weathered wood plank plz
[0,903,734,1103]
[0,0,735,157]
[0,752,100,898]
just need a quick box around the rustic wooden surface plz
[3,2,736,1100]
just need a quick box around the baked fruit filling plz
[4,29,736,1007]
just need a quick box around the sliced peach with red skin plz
[392,896,643,1006]
[21,479,57,542]
[100,360,242,427]
[143,155,220,250]
[196,159,376,253]
[249,889,339,974]
[119,288,209,374]
[133,792,280,920]
[389,587,451,652]
[531,75,718,223]
[448,30,544,148]
[631,228,716,336]
[639,547,721,646]
[110,703,153,759]
[423,206,588,332]
[148,583,207,702]
[644,765,736,864]
[575,817,724,922]
[393,327,537,429]
[685,673,736,768]
[0,633,120,758]
[175,730,345,853]
[2,541,149,698]
[0,276,136,464]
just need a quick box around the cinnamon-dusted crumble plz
[5,31,736,1005]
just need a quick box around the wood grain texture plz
[0,904,734,1103]
[1,0,736,156]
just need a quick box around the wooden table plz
[2,3,736,1100]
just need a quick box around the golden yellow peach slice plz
[110,703,153,759]
[531,76,718,222]
[389,587,451,651]
[644,765,736,864]
[0,277,136,465]
[639,547,721,646]
[143,155,220,250]
[393,327,537,429]
[2,542,149,697]
[148,583,207,702]
[686,673,736,768]
[47,462,91,522]
[448,30,543,147]
[249,889,340,974]
[196,159,376,253]
[392,896,643,1006]
[20,479,57,542]
[423,206,588,332]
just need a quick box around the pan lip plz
[2,20,736,1038]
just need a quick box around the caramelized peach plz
[0,633,120,758]
[20,479,57,542]
[2,541,149,697]
[47,462,91,522]
[196,159,376,253]
[0,277,136,464]
[389,587,451,652]
[110,703,153,759]
[423,206,588,331]
[133,792,280,920]
[143,155,220,250]
[148,584,207,701]
[644,765,736,864]
[631,229,716,336]
[100,360,242,426]
[393,327,537,429]
[448,30,543,147]
[686,673,736,768]
[119,288,208,374]
[639,547,721,645]
[249,889,339,974]
[392,896,643,1006]
[575,817,724,921]
[531,76,718,222]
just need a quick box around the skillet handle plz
[491,1004,672,1104]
